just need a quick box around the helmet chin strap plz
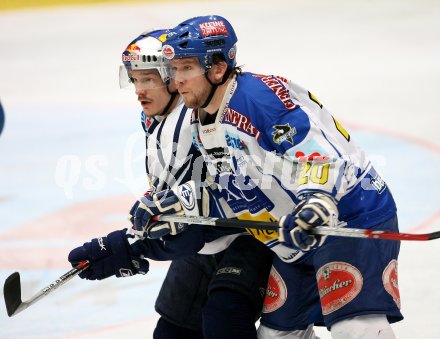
[201,67,232,109]
[159,86,178,116]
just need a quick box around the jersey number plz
[298,162,330,186]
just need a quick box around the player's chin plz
[181,94,199,108]
[142,107,157,117]
[141,102,154,113]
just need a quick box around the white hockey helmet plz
[119,29,170,89]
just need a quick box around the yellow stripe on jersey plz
[308,91,323,108]
[332,116,351,142]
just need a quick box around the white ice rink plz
[0,0,439,338]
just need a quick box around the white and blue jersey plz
[191,72,397,263]
[127,99,244,261]
[142,99,199,192]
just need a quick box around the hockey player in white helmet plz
[68,29,273,338]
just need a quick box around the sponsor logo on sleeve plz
[253,74,296,110]
[272,123,297,145]
[370,174,386,194]
[263,266,287,313]
[382,259,401,309]
[316,261,363,315]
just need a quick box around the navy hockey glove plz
[129,181,206,239]
[68,229,149,280]
[278,193,339,251]
[129,189,183,233]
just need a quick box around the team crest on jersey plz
[316,261,363,315]
[216,175,275,215]
[382,259,401,309]
[177,183,196,211]
[272,123,297,145]
[263,266,287,313]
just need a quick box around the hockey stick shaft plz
[3,261,89,317]
[153,214,440,241]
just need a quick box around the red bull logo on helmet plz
[126,43,141,53]
[122,43,141,62]
[199,20,228,37]
[122,54,140,62]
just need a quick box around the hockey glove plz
[278,193,339,251]
[129,181,206,239]
[68,229,149,280]
[129,188,183,233]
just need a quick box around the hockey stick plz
[3,261,89,317]
[153,215,440,241]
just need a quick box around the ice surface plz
[0,0,439,338]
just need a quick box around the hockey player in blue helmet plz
[163,14,238,108]
[69,27,273,339]
[163,15,403,339]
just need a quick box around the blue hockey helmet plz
[120,29,170,88]
[163,15,237,70]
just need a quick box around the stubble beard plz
[182,86,211,109]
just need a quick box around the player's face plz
[130,70,171,117]
[170,57,210,108]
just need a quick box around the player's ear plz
[210,61,228,83]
